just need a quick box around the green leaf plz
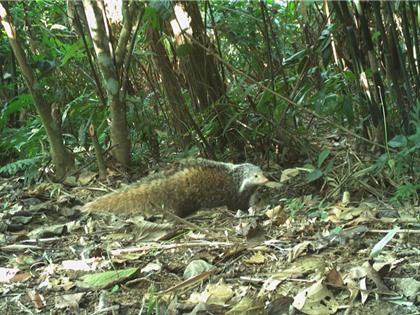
[257,88,272,110]
[222,112,239,136]
[283,49,308,66]
[297,55,309,73]
[79,268,139,288]
[148,0,174,20]
[328,226,342,236]
[314,89,326,114]
[388,158,395,170]
[323,160,334,175]
[322,45,332,67]
[388,135,407,148]
[0,157,42,175]
[324,94,337,111]
[111,285,120,293]
[61,40,84,66]
[301,164,316,171]
[0,94,33,128]
[317,149,330,168]
[372,31,381,41]
[306,169,323,182]
[343,96,354,125]
[176,43,193,57]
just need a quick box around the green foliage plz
[0,95,32,127]
[145,284,161,315]
[284,198,305,217]
[371,102,420,204]
[389,181,420,206]
[379,103,420,176]
[176,43,193,57]
[0,156,42,176]
[148,0,174,20]
[0,123,47,160]
[0,97,46,180]
[304,149,334,183]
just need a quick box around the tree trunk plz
[148,26,193,149]
[0,3,74,179]
[172,2,226,112]
[82,0,131,168]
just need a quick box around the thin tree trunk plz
[372,2,405,125]
[82,0,131,168]
[0,3,74,179]
[148,25,192,149]
[173,2,225,112]
[384,2,412,133]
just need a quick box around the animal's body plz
[82,159,268,217]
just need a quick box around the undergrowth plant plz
[376,101,420,205]
[0,94,48,178]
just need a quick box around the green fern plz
[0,156,42,175]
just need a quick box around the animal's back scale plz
[82,159,269,217]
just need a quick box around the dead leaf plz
[184,260,214,280]
[55,293,85,311]
[259,277,282,295]
[271,257,326,281]
[226,296,266,315]
[245,252,265,264]
[327,206,364,221]
[265,205,289,225]
[10,272,32,283]
[28,221,77,239]
[205,283,234,305]
[26,290,45,310]
[78,171,98,186]
[141,261,162,274]
[0,267,20,283]
[341,191,350,206]
[345,260,394,304]
[292,280,339,315]
[280,168,301,183]
[130,219,173,241]
[61,260,92,271]
[395,278,420,301]
[289,241,311,262]
[29,183,63,198]
[361,261,393,294]
[325,268,344,287]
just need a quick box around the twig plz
[110,241,235,256]
[149,201,214,235]
[156,268,217,295]
[369,229,420,234]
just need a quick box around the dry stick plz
[69,144,118,177]
[182,30,395,153]
[369,229,420,234]
[149,201,214,236]
[156,268,217,295]
[110,241,235,256]
[89,123,107,179]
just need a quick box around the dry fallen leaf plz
[245,252,265,264]
[292,280,339,315]
[26,289,45,310]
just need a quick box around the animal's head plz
[236,163,269,192]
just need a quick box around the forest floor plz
[0,169,419,315]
